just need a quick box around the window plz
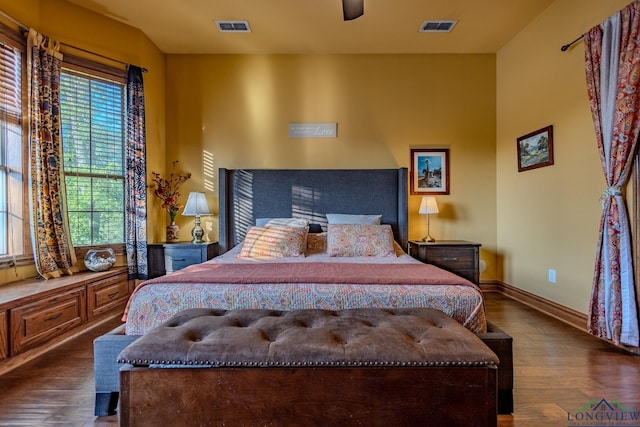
[60,60,126,247]
[0,27,28,263]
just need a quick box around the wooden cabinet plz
[148,242,218,278]
[0,268,131,362]
[408,240,481,285]
[10,286,86,355]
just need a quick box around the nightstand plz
[147,242,218,279]
[408,240,481,285]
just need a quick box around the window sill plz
[0,254,33,270]
[0,243,125,271]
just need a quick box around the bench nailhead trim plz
[118,358,497,367]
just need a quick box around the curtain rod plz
[60,42,148,72]
[0,8,147,72]
[561,34,585,51]
[0,9,27,31]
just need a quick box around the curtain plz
[27,29,77,279]
[125,65,148,280]
[585,2,640,347]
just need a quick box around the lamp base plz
[422,235,436,242]
[190,217,205,244]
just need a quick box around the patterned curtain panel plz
[27,29,77,279]
[585,2,640,347]
[125,65,148,279]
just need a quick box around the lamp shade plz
[418,196,439,215]
[182,192,212,216]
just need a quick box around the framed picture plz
[410,148,450,195]
[517,125,554,172]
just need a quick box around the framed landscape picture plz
[517,125,554,172]
[410,148,450,195]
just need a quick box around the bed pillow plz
[239,226,308,258]
[260,218,310,228]
[307,232,327,253]
[327,224,395,257]
[326,213,382,225]
[256,218,323,233]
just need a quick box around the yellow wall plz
[3,0,632,317]
[0,0,166,283]
[496,0,630,313]
[165,54,499,279]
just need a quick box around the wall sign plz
[288,123,337,138]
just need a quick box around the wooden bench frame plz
[120,365,497,427]
[478,321,514,414]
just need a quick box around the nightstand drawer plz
[164,248,203,272]
[423,247,475,270]
[408,240,481,285]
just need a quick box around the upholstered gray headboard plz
[218,168,408,254]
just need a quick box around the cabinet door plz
[87,271,130,319]
[10,287,86,355]
[0,311,7,361]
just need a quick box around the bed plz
[94,167,491,416]
[123,167,486,335]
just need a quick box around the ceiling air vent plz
[419,20,457,33]
[215,20,251,33]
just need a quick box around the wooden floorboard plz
[0,293,638,426]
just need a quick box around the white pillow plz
[326,213,382,225]
[256,217,310,228]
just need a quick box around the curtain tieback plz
[600,186,622,208]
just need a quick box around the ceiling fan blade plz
[342,0,364,21]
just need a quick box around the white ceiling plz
[64,0,556,54]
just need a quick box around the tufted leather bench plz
[118,307,499,427]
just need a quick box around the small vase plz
[166,222,180,242]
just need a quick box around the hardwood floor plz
[0,292,638,426]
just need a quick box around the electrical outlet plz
[548,269,556,284]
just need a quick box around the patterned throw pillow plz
[306,232,327,253]
[239,226,308,258]
[327,224,395,257]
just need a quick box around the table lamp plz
[182,192,212,243]
[419,196,439,242]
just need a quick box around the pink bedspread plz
[123,249,486,335]
[138,262,472,286]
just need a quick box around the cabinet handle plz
[443,257,458,261]
[45,313,63,321]
[173,258,186,262]
[108,291,120,298]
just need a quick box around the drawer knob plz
[45,313,63,321]
[443,257,458,261]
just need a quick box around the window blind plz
[0,39,23,256]
[60,69,125,246]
